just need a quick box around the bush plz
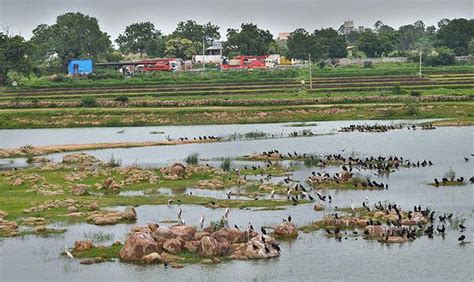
[185,153,199,165]
[410,90,422,97]
[107,154,122,167]
[392,84,403,95]
[317,61,326,69]
[444,168,456,181]
[405,103,419,116]
[114,95,129,103]
[363,61,374,68]
[425,47,456,66]
[220,158,232,171]
[81,96,97,107]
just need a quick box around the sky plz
[1,0,472,41]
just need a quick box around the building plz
[340,21,354,35]
[68,59,93,75]
[277,32,291,41]
[192,41,223,64]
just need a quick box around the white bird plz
[64,244,73,259]
[224,208,230,219]
[177,207,182,219]
[351,202,355,213]
[180,218,186,225]
[199,215,205,229]
[270,189,275,199]
[287,189,292,199]
[167,199,174,208]
[226,189,232,199]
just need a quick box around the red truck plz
[222,55,269,70]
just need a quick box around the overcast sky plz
[1,0,472,40]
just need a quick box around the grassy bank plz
[0,102,472,129]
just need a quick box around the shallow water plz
[1,120,473,281]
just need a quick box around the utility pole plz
[309,53,312,90]
[202,37,206,71]
[419,47,422,78]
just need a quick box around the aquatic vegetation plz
[107,154,122,167]
[220,158,232,171]
[185,153,200,166]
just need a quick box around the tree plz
[116,22,162,58]
[0,33,31,85]
[356,31,393,57]
[286,28,321,60]
[436,18,474,55]
[30,12,111,70]
[144,38,165,58]
[164,38,194,59]
[313,28,347,58]
[225,23,274,56]
[469,38,474,56]
[426,47,456,66]
[172,20,220,52]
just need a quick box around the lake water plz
[0,120,473,281]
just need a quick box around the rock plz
[23,217,46,226]
[198,236,220,258]
[80,258,96,265]
[0,210,7,218]
[226,228,244,243]
[384,236,409,244]
[13,178,23,186]
[169,163,186,177]
[123,207,137,221]
[88,201,99,211]
[273,222,298,238]
[119,231,161,261]
[240,235,280,259]
[70,184,89,195]
[313,203,325,211]
[373,211,385,218]
[67,206,78,214]
[193,231,210,241]
[103,178,114,189]
[34,225,46,232]
[217,241,231,256]
[68,212,85,218]
[152,226,176,242]
[170,225,196,241]
[163,238,183,254]
[364,225,385,238]
[171,263,184,269]
[160,252,185,263]
[184,241,200,253]
[74,240,94,252]
[148,223,159,232]
[211,228,229,243]
[143,252,161,264]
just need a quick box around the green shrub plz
[220,157,232,171]
[185,153,199,165]
[107,154,122,167]
[410,90,422,97]
[81,96,97,107]
[114,95,129,103]
[392,84,404,95]
[363,61,374,68]
[444,168,456,181]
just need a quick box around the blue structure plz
[68,59,93,75]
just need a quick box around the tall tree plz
[225,23,274,56]
[0,33,31,85]
[164,38,194,59]
[30,12,111,69]
[436,18,474,55]
[171,20,220,54]
[116,22,162,58]
[356,31,393,57]
[313,28,348,58]
[286,28,320,60]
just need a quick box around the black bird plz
[234,224,240,230]
[437,225,445,235]
[271,242,281,252]
[249,223,254,231]
[291,196,299,205]
[264,246,270,254]
[261,236,266,243]
[261,227,267,235]
[458,235,465,242]
[288,215,292,223]
[335,213,339,219]
[459,224,466,230]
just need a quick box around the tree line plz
[0,12,473,83]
